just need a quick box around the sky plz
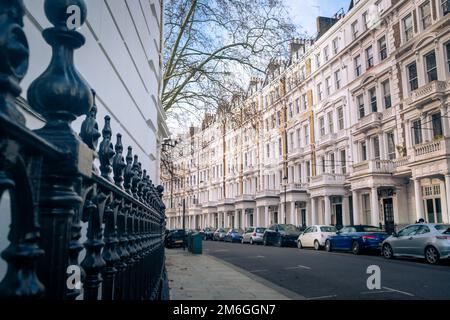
[285,0,351,36]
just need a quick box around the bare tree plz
[163,0,297,122]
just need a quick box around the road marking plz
[250,269,269,273]
[360,290,392,295]
[284,265,311,270]
[212,249,230,252]
[307,295,337,300]
[382,286,415,297]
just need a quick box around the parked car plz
[202,227,215,240]
[263,224,302,247]
[213,228,228,241]
[242,227,266,244]
[224,228,244,243]
[382,223,450,264]
[298,225,337,250]
[325,225,388,255]
[165,229,186,248]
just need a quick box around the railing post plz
[27,0,93,299]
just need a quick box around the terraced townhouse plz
[162,0,450,233]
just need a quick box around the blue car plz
[224,228,244,243]
[325,225,388,255]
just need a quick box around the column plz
[324,196,331,225]
[255,207,260,227]
[291,202,297,226]
[234,211,238,228]
[343,195,350,226]
[352,190,360,225]
[311,198,317,225]
[264,206,269,227]
[445,175,450,223]
[442,106,449,137]
[305,200,310,226]
[379,132,386,160]
[414,178,424,221]
[371,187,380,227]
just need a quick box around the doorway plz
[383,198,395,234]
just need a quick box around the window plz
[425,51,438,82]
[330,153,336,174]
[387,132,396,160]
[304,125,310,145]
[420,1,432,29]
[443,0,450,15]
[373,136,380,160]
[332,38,339,55]
[382,80,391,108]
[266,143,270,158]
[357,95,365,119]
[315,53,321,68]
[378,36,387,61]
[446,42,450,72]
[302,93,308,110]
[369,88,377,113]
[337,107,344,130]
[276,111,281,126]
[352,20,359,39]
[324,46,329,61]
[355,55,362,77]
[289,132,294,151]
[306,161,311,179]
[362,194,371,224]
[412,119,423,145]
[403,14,413,42]
[340,149,347,174]
[366,46,374,68]
[362,11,369,30]
[335,70,341,89]
[407,62,419,91]
[432,113,443,138]
[296,128,301,147]
[361,141,367,161]
[328,111,334,134]
[278,138,282,156]
[289,103,293,118]
[321,157,326,174]
[319,116,325,136]
[295,98,300,113]
[317,83,323,102]
[325,77,331,96]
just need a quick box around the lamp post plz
[283,176,288,224]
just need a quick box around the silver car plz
[241,227,266,245]
[382,223,450,264]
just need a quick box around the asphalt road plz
[203,240,450,300]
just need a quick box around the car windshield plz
[256,228,266,233]
[435,225,450,234]
[321,226,337,232]
[278,224,299,232]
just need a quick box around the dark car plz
[325,225,388,255]
[224,228,244,243]
[202,227,215,240]
[213,228,228,241]
[165,229,186,248]
[263,224,302,247]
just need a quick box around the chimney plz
[316,16,339,39]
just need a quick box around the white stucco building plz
[162,0,450,233]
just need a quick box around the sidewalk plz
[166,249,300,300]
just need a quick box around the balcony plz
[354,112,382,133]
[235,194,256,202]
[279,182,307,193]
[256,189,279,198]
[405,80,450,108]
[309,173,346,188]
[352,160,395,175]
[318,132,337,148]
[411,138,450,163]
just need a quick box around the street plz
[203,241,450,300]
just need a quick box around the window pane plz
[432,113,443,138]
[425,51,438,82]
[408,63,418,91]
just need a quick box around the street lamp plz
[283,176,288,225]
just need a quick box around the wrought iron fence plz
[0,0,168,300]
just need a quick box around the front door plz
[383,198,395,234]
[335,204,343,229]
[301,209,307,227]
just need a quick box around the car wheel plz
[382,244,394,259]
[352,241,361,255]
[425,246,440,265]
[250,238,254,245]
[314,240,321,251]
[297,240,303,249]
[325,240,332,252]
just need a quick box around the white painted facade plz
[163,0,450,233]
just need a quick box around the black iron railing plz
[0,0,168,300]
